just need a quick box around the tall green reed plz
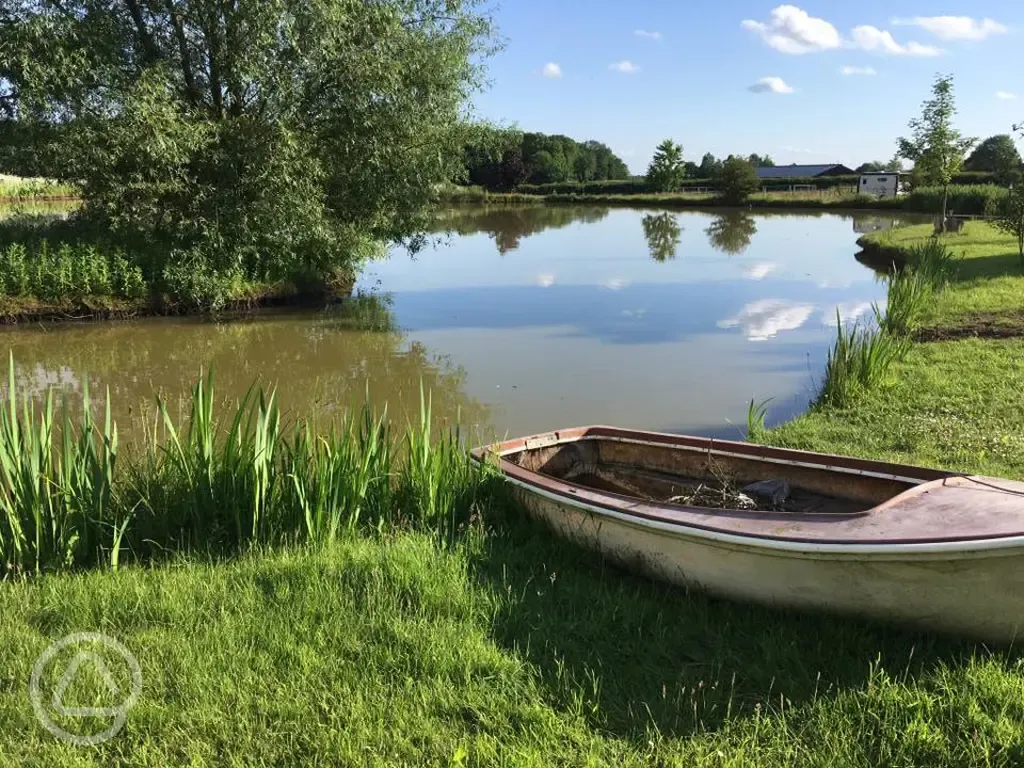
[0,361,494,576]
[816,313,911,409]
[0,356,120,575]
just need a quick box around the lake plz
[1,206,914,441]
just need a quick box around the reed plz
[0,361,493,576]
[0,356,122,575]
[817,314,911,409]
[745,398,771,442]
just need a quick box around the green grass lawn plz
[769,337,1024,479]
[865,222,1024,330]
[6,525,1024,767]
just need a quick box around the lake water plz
[1,206,914,441]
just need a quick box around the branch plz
[123,0,160,65]
[164,0,201,106]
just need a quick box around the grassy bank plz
[0,225,358,321]
[11,526,1024,766]
[859,222,1024,333]
[441,184,1006,215]
[772,222,1024,473]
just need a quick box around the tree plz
[856,161,887,173]
[698,152,723,179]
[705,213,757,255]
[747,154,775,168]
[0,0,494,306]
[682,161,699,178]
[988,179,1024,261]
[646,139,685,192]
[719,156,759,204]
[898,75,977,217]
[641,213,682,261]
[965,135,1023,184]
[886,154,904,173]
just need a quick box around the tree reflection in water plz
[434,205,610,255]
[641,212,683,262]
[704,212,758,255]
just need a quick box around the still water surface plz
[3,207,912,440]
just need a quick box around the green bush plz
[902,185,1007,215]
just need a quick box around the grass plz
[771,337,1024,479]
[862,222,1024,331]
[452,183,1006,215]
[0,176,78,201]
[7,501,1024,765]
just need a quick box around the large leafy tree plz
[964,135,1023,184]
[898,74,976,216]
[747,153,775,168]
[646,139,685,193]
[698,152,723,180]
[0,0,494,302]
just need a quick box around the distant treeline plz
[463,132,631,191]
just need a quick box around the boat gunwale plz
[471,426,1024,554]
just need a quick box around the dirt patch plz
[914,310,1024,342]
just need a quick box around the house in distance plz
[755,164,855,180]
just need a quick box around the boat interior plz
[505,432,940,515]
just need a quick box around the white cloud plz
[718,300,814,341]
[997,91,1017,101]
[743,263,778,280]
[536,273,555,287]
[742,5,842,54]
[850,26,943,56]
[840,65,877,76]
[891,16,1007,41]
[748,76,795,94]
[610,60,641,74]
[634,29,661,40]
[602,278,629,290]
[540,62,562,79]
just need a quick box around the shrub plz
[902,184,1006,215]
[719,158,760,205]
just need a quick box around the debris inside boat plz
[509,439,865,514]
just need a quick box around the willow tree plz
[0,0,494,303]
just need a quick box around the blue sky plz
[471,2,1023,173]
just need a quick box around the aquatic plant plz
[0,360,494,576]
[817,314,911,409]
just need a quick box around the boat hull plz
[511,480,1024,642]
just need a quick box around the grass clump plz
[817,315,911,409]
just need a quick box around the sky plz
[471,2,1023,174]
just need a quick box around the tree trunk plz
[942,184,949,220]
